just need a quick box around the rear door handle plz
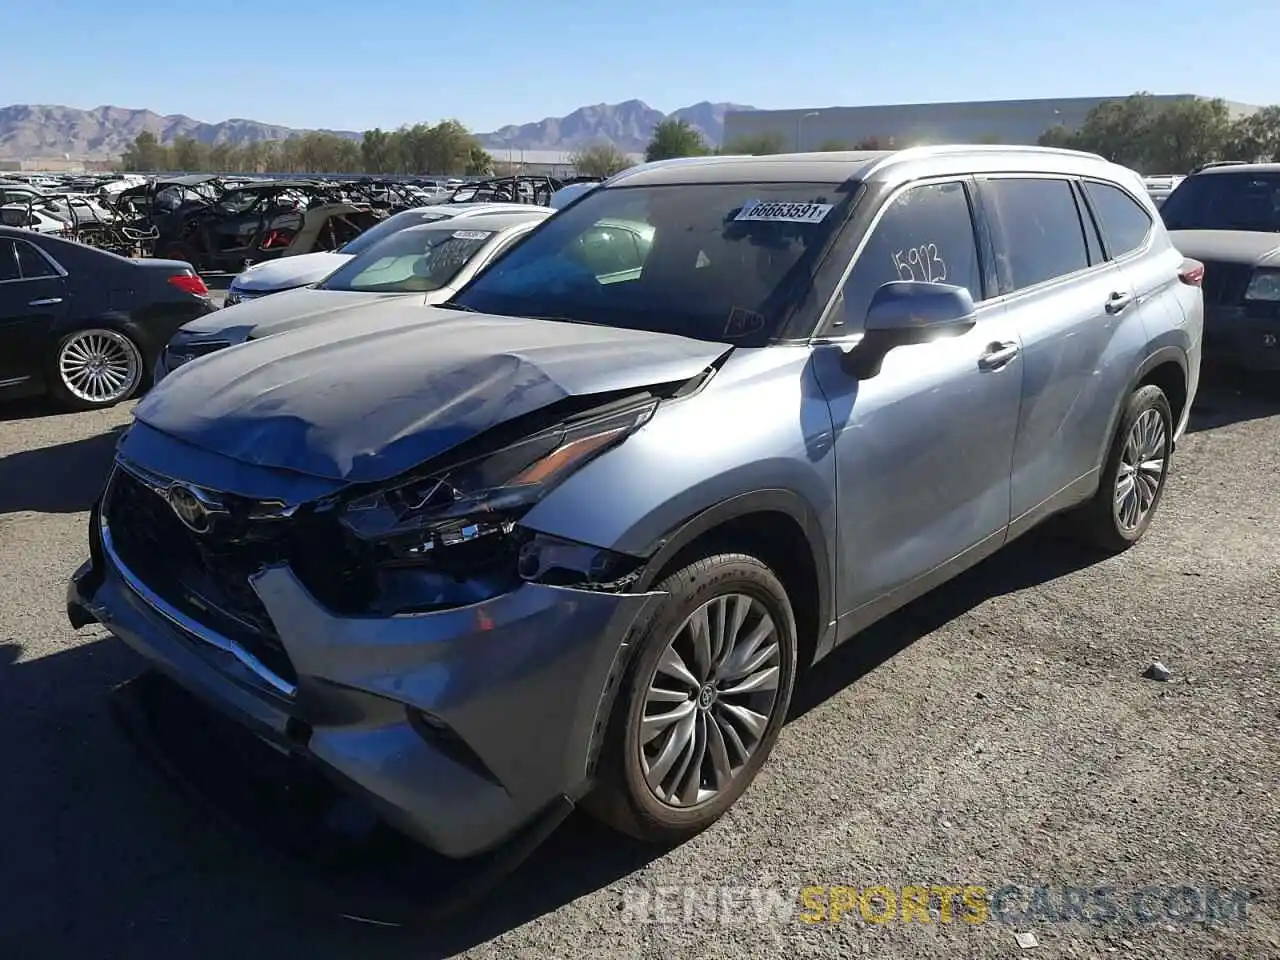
[978,341,1020,371]
[28,297,62,307]
[1104,291,1133,314]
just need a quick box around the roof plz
[606,144,1117,188]
[225,179,317,191]
[1194,163,1280,175]
[157,174,221,187]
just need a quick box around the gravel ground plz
[0,373,1276,960]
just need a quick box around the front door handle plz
[1104,291,1133,314]
[28,297,63,307]
[978,341,1020,371]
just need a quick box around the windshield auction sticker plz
[734,200,834,224]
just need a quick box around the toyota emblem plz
[167,484,213,534]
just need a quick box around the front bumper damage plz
[69,496,662,863]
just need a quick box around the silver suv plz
[69,146,1203,859]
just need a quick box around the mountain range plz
[0,100,756,160]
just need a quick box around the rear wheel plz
[48,327,144,410]
[584,553,797,843]
[1069,384,1173,551]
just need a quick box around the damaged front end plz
[68,388,680,860]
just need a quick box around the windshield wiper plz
[436,300,478,312]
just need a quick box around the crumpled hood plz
[232,251,352,292]
[134,304,730,484]
[177,286,404,341]
[1168,230,1280,266]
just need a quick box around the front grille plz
[103,465,376,689]
[1200,261,1255,307]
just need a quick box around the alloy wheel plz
[58,329,141,405]
[1114,407,1167,532]
[638,593,782,808]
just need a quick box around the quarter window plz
[16,241,57,279]
[984,178,1090,292]
[0,241,19,282]
[835,181,983,331]
[1082,181,1153,258]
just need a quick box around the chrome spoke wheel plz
[1113,407,1167,532]
[639,593,781,808]
[58,329,140,405]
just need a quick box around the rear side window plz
[0,240,18,282]
[983,178,1090,292]
[835,180,983,331]
[16,241,57,279]
[1082,181,1153,258]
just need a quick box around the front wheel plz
[584,553,798,843]
[1070,384,1174,551]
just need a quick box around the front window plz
[1161,173,1280,233]
[337,209,453,256]
[452,182,853,345]
[318,227,494,293]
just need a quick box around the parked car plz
[154,208,552,382]
[1160,162,1280,371]
[0,203,71,235]
[223,202,540,306]
[0,228,214,409]
[1142,174,1184,208]
[69,146,1201,861]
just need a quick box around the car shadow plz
[0,523,1106,959]
[0,397,66,423]
[0,424,124,514]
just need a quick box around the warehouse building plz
[722,95,1261,152]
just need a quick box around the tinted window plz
[454,182,853,346]
[319,226,494,293]
[834,181,982,331]
[0,241,19,282]
[985,178,1089,291]
[15,241,56,279]
[1083,181,1153,257]
[1160,172,1280,233]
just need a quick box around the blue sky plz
[7,0,1277,133]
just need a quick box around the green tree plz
[571,142,632,176]
[816,139,853,151]
[467,143,494,176]
[645,119,710,162]
[975,132,1003,144]
[121,131,168,171]
[1227,105,1280,162]
[170,136,208,172]
[1143,98,1233,172]
[722,132,788,155]
[360,127,398,173]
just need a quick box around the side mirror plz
[841,281,977,380]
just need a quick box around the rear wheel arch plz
[1096,346,1188,469]
[634,489,832,673]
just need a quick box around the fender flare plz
[1095,346,1188,469]
[633,488,834,643]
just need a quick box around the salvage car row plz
[9,145,1280,889]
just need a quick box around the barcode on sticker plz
[734,200,833,224]
[452,230,492,240]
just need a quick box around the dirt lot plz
[0,373,1276,960]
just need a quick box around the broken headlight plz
[340,398,657,569]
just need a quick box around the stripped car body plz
[70,146,1201,863]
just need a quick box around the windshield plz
[452,182,850,345]
[319,226,493,293]
[337,208,453,255]
[1161,172,1280,232]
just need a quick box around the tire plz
[583,553,798,843]
[1069,384,1174,552]
[47,327,146,411]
